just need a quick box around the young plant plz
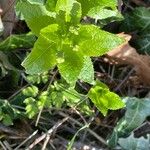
[17,0,125,116]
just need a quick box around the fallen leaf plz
[105,33,150,85]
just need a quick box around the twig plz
[72,108,87,125]
[3,141,12,150]
[35,108,43,127]
[0,123,19,136]
[114,68,135,92]
[59,112,107,146]
[8,84,29,101]
[27,117,69,150]
[14,130,38,150]
[110,65,115,81]
[41,133,51,150]
[0,141,7,150]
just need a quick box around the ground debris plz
[105,33,150,85]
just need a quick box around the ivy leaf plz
[134,33,150,54]
[16,0,56,36]
[22,24,59,74]
[132,7,150,31]
[88,81,125,116]
[79,56,94,84]
[108,97,150,148]
[0,33,36,51]
[58,45,84,84]
[75,25,124,56]
[118,134,150,150]
[121,7,150,32]
[122,97,150,133]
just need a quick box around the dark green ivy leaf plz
[108,97,150,148]
[118,134,150,150]
[121,7,150,32]
[134,33,150,54]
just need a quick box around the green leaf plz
[0,100,21,125]
[108,97,150,148]
[22,24,59,74]
[77,0,117,16]
[70,1,82,24]
[51,91,64,108]
[88,6,122,20]
[24,97,39,118]
[78,56,94,84]
[2,114,13,126]
[75,25,124,56]
[121,7,150,32]
[134,33,150,54]
[63,87,84,104]
[38,91,51,108]
[88,81,125,116]
[27,0,45,4]
[58,45,84,84]
[0,33,36,51]
[56,0,81,23]
[16,0,56,36]
[46,0,57,11]
[123,97,150,133]
[118,134,150,150]
[26,72,49,84]
[22,86,39,97]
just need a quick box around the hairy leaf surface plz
[16,0,56,36]
[75,25,124,56]
[22,24,59,74]
[79,56,94,84]
[58,45,84,84]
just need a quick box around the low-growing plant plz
[15,0,125,117]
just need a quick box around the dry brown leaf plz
[105,33,150,85]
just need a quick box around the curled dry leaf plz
[105,33,150,85]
